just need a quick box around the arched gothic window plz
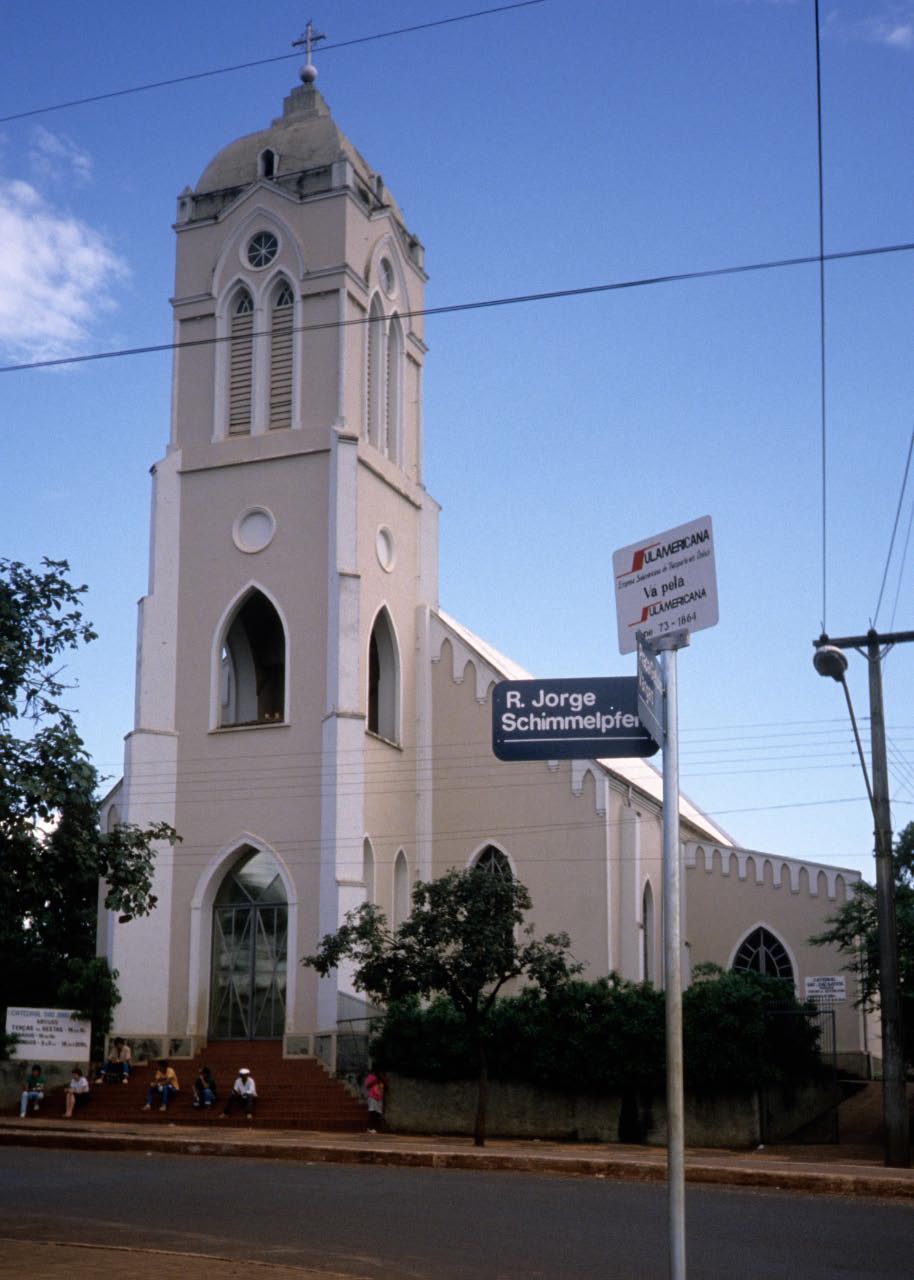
[473,845,512,878]
[269,282,294,430]
[642,881,655,983]
[228,289,254,435]
[220,591,286,726]
[367,609,399,743]
[393,850,409,928]
[733,926,794,983]
[210,848,287,1039]
[386,313,403,463]
[366,296,384,449]
[362,838,375,905]
[258,148,277,179]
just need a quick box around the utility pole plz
[814,628,912,1169]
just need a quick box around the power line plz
[874,421,914,627]
[0,2,548,125]
[813,0,829,633]
[4,238,914,376]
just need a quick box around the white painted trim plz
[185,832,300,1037]
[367,603,402,745]
[211,206,306,297]
[466,839,518,878]
[209,581,292,731]
[726,921,800,994]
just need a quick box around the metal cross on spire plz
[292,20,326,85]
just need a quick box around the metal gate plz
[759,1006,839,1144]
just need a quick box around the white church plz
[99,64,870,1074]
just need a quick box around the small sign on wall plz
[804,976,847,1003]
[5,1007,92,1060]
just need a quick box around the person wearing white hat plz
[219,1067,257,1120]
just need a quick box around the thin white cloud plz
[0,179,129,365]
[828,4,914,50]
[29,125,93,185]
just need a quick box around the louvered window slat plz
[228,297,254,435]
[269,290,294,429]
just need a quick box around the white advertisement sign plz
[5,1007,92,1061]
[613,515,719,654]
[804,976,847,1003]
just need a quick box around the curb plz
[2,1125,913,1202]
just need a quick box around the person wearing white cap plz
[219,1067,257,1120]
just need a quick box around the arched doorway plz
[209,849,288,1039]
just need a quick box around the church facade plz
[99,74,870,1074]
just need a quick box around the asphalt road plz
[0,1147,911,1279]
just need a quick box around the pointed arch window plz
[472,845,512,879]
[393,850,409,928]
[733,926,794,984]
[220,590,286,726]
[366,296,384,450]
[210,847,287,1039]
[367,609,399,744]
[642,881,655,983]
[269,283,294,430]
[386,313,403,463]
[228,289,254,435]
[362,838,375,905]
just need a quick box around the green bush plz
[372,968,823,1095]
[683,964,824,1091]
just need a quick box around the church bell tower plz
[106,50,439,1055]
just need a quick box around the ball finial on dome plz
[293,22,325,88]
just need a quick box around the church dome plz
[194,84,394,216]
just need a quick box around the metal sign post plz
[615,518,719,1280]
[656,630,689,1280]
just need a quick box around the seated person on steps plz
[19,1064,45,1117]
[142,1059,180,1112]
[193,1066,217,1108]
[63,1067,90,1118]
[96,1037,132,1085]
[219,1067,257,1120]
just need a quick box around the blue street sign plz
[636,631,665,747]
[492,676,659,761]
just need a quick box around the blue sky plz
[2,0,913,879]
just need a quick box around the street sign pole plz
[616,516,718,1280]
[656,629,689,1280]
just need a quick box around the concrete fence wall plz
[386,1074,836,1148]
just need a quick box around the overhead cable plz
[4,239,914,376]
[0,2,547,124]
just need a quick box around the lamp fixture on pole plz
[813,629,911,1169]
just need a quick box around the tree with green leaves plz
[302,866,581,1145]
[811,822,914,1068]
[0,557,176,1052]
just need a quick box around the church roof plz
[194,83,407,224]
[434,608,736,848]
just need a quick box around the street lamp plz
[813,632,910,1168]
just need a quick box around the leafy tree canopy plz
[0,558,176,1044]
[811,822,914,1066]
[371,967,823,1099]
[303,866,581,1143]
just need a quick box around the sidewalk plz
[2,1115,913,1202]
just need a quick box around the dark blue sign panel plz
[636,631,665,747]
[492,676,659,761]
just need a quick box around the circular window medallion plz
[233,507,276,554]
[379,256,396,297]
[376,526,395,572]
[247,231,279,269]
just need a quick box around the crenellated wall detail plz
[686,842,856,901]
